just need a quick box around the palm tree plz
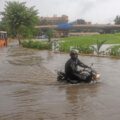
[91,39,107,56]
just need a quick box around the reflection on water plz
[65,84,99,104]
[0,44,120,120]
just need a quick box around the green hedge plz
[21,40,51,50]
[108,45,120,56]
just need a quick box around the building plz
[39,15,68,25]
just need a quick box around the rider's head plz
[70,49,79,60]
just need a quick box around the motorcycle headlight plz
[96,73,100,79]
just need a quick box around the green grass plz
[59,33,120,53]
[61,33,120,44]
[21,33,120,57]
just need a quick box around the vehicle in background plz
[36,35,48,39]
[0,31,7,47]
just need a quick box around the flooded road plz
[0,42,120,120]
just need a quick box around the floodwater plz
[0,42,120,120]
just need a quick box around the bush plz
[108,45,120,56]
[21,40,51,50]
[78,46,94,54]
[59,40,94,54]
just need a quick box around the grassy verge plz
[21,33,120,57]
[21,40,51,50]
[107,45,120,56]
[59,33,120,53]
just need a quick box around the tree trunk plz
[18,38,21,45]
[48,37,51,42]
[17,34,21,45]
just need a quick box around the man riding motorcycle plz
[65,49,90,83]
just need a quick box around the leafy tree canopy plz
[1,1,39,40]
[114,15,120,25]
[46,29,53,42]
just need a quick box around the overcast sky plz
[0,0,120,24]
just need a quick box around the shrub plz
[107,45,120,56]
[21,40,51,50]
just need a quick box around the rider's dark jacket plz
[65,58,88,80]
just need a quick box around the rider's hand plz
[79,70,82,73]
[87,66,90,68]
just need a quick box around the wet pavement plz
[0,42,120,120]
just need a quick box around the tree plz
[0,20,7,31]
[91,39,107,56]
[114,15,120,24]
[0,21,3,30]
[46,29,53,42]
[1,1,39,44]
[70,19,86,25]
[77,19,86,24]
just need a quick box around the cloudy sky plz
[0,0,120,24]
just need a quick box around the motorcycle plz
[57,64,100,84]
